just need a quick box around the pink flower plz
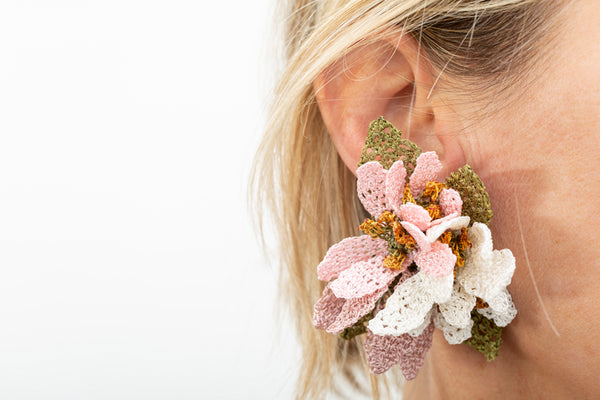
[356,151,443,219]
[313,235,413,334]
[357,151,469,278]
[401,216,470,277]
[313,150,469,378]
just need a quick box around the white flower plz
[456,222,517,328]
[369,222,517,342]
[367,269,454,337]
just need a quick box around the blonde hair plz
[251,1,561,398]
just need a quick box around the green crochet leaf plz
[358,117,421,173]
[466,311,503,361]
[445,165,493,225]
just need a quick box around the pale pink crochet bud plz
[438,188,463,216]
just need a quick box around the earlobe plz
[313,34,463,176]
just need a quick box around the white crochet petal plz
[465,222,493,261]
[368,274,433,336]
[368,272,453,336]
[425,272,454,304]
[407,309,433,337]
[487,249,516,292]
[426,216,470,243]
[458,223,516,300]
[433,309,473,344]
[479,288,517,327]
[485,286,510,314]
[438,282,476,329]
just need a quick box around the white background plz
[0,1,299,399]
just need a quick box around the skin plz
[407,1,600,398]
[317,0,600,398]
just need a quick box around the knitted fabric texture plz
[317,235,388,282]
[358,117,421,172]
[312,117,517,380]
[446,165,493,225]
[467,310,503,361]
[330,256,400,299]
[313,252,413,336]
[409,152,443,197]
[365,322,434,379]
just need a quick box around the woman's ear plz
[314,34,465,176]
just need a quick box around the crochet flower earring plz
[313,117,516,380]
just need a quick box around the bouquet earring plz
[313,117,516,380]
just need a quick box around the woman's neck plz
[402,329,581,399]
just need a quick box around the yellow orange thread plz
[439,231,452,245]
[392,223,404,242]
[426,204,442,220]
[453,248,465,268]
[378,211,396,225]
[457,227,472,251]
[402,184,415,204]
[423,181,446,202]
[393,223,416,249]
[359,219,385,238]
[475,297,489,309]
[384,254,406,270]
[398,233,416,249]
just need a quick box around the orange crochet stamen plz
[439,231,452,244]
[453,248,465,268]
[426,204,442,220]
[402,184,415,204]
[384,254,406,270]
[394,224,416,249]
[359,219,385,238]
[392,223,404,242]
[457,227,472,251]
[378,211,396,225]
[400,234,416,249]
[423,181,446,202]
[475,297,489,309]
[391,221,402,241]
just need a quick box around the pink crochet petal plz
[415,241,456,277]
[399,203,431,231]
[438,188,463,216]
[365,332,405,375]
[398,322,434,380]
[317,235,388,281]
[409,151,442,197]
[313,285,346,330]
[357,161,388,218]
[385,160,407,214]
[326,286,387,334]
[401,221,431,253]
[364,322,433,378]
[330,256,400,299]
